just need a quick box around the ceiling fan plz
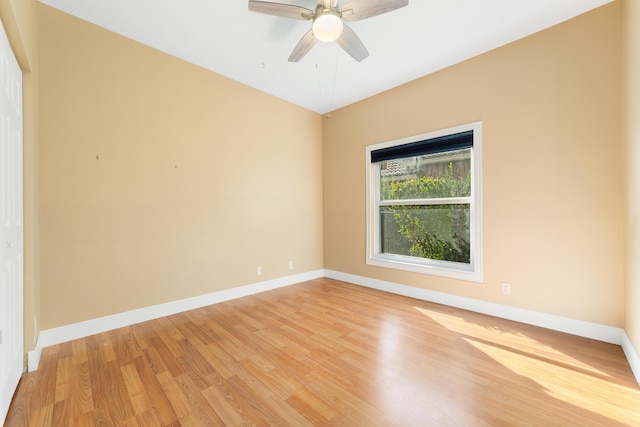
[248,0,408,62]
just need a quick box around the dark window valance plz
[371,130,473,163]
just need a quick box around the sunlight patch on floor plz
[414,306,610,378]
[462,336,640,426]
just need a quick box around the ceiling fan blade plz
[288,29,317,62]
[341,0,408,22]
[248,1,314,20]
[336,24,369,62]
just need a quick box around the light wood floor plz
[6,278,640,426]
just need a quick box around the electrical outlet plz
[501,282,511,295]
[288,261,294,270]
[257,266,262,276]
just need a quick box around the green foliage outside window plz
[380,162,471,263]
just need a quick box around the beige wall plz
[38,4,323,329]
[324,3,624,326]
[624,0,640,354]
[0,0,39,355]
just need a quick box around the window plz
[366,122,482,282]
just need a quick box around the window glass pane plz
[379,149,471,200]
[380,204,470,263]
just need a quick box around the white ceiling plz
[39,0,613,114]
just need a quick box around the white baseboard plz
[622,331,640,384]
[27,270,324,372]
[324,270,624,345]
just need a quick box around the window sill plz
[367,255,482,283]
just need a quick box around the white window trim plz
[365,121,483,282]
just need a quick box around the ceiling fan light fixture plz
[312,12,343,42]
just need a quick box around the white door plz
[0,16,23,426]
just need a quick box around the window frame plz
[366,121,483,282]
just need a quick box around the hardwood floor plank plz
[120,363,153,416]
[140,346,168,376]
[74,410,96,427]
[90,358,136,425]
[129,321,157,352]
[27,404,53,427]
[266,394,316,427]
[303,370,381,426]
[154,371,191,420]
[193,342,240,380]
[111,327,144,367]
[69,360,95,418]
[169,312,217,347]
[227,363,275,401]
[6,278,640,426]
[171,373,225,426]
[239,359,299,401]
[264,349,312,386]
[92,407,112,427]
[146,336,184,378]
[86,333,117,364]
[116,417,140,427]
[226,374,294,425]
[200,375,266,426]
[176,339,217,381]
[51,399,71,427]
[176,412,211,427]
[152,317,187,359]
[134,410,161,427]
[233,322,281,355]
[131,356,179,426]
[71,338,89,366]
[285,385,337,424]
[54,356,71,403]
